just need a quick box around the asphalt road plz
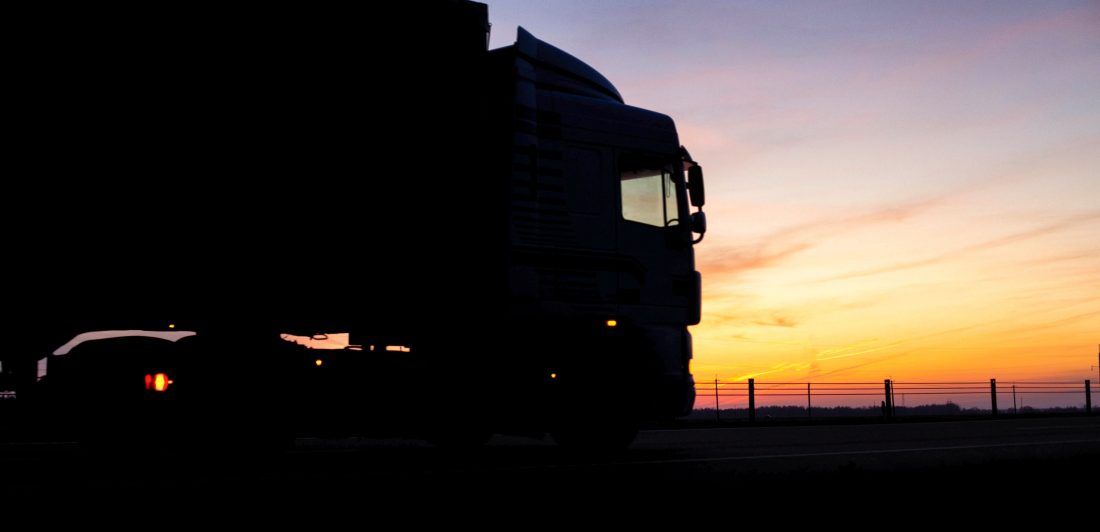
[3,416,1098,511]
[631,416,1100,473]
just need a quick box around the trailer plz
[2,0,705,450]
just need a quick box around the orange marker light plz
[315,359,323,367]
[606,319,617,327]
[550,373,557,379]
[168,324,175,329]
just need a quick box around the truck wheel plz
[426,424,493,449]
[550,421,638,454]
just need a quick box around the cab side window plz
[621,155,678,227]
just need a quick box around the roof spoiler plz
[514,27,623,103]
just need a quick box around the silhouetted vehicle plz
[2,0,704,450]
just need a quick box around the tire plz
[550,419,638,454]
[426,427,493,450]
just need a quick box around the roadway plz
[3,416,1097,509]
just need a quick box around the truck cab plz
[482,28,705,439]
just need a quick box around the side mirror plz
[691,211,706,235]
[688,165,705,207]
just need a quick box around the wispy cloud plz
[807,350,919,381]
[752,315,797,328]
[811,211,1100,283]
[698,242,812,278]
[698,167,1041,277]
[699,194,953,279]
[1009,310,1100,335]
[815,340,902,362]
[731,360,813,381]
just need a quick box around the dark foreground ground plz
[2,416,1097,515]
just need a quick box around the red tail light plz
[145,373,172,392]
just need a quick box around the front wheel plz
[426,426,493,450]
[550,419,638,454]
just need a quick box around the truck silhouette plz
[2,0,705,450]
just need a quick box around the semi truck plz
[2,0,705,450]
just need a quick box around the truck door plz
[616,153,695,323]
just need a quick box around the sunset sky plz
[487,0,1100,406]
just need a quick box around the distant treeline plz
[688,403,1086,419]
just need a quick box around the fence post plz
[1086,380,1092,415]
[990,378,998,416]
[807,382,812,419]
[891,382,896,417]
[714,378,720,422]
[883,379,892,419]
[748,378,756,423]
